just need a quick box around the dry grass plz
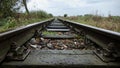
[64,15,120,32]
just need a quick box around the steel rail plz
[58,18,120,62]
[58,19,120,40]
[0,18,54,63]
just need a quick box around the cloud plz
[27,0,50,11]
[21,0,120,16]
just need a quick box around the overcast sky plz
[21,0,120,16]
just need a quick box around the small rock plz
[54,45,61,50]
[30,44,37,49]
[81,42,84,45]
[64,32,69,35]
[60,47,64,50]
[44,39,50,43]
[35,37,40,44]
[58,43,64,47]
[37,45,42,49]
[58,32,62,35]
[40,37,44,41]
[63,45,67,49]
[30,38,36,44]
[47,43,54,49]
[74,42,77,45]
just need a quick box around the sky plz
[21,0,120,16]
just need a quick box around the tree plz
[0,0,24,18]
[64,14,67,17]
[49,13,53,17]
[23,0,29,14]
[0,0,19,18]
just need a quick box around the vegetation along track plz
[0,18,120,68]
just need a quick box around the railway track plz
[0,18,120,68]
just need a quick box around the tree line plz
[0,0,53,18]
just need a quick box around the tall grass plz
[64,14,120,32]
[0,10,53,32]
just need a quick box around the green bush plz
[0,10,53,32]
[4,17,17,29]
[29,10,53,18]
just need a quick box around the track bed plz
[1,19,120,68]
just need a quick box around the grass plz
[42,31,81,39]
[0,17,49,33]
[64,14,120,32]
[42,31,57,35]
[0,10,53,33]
